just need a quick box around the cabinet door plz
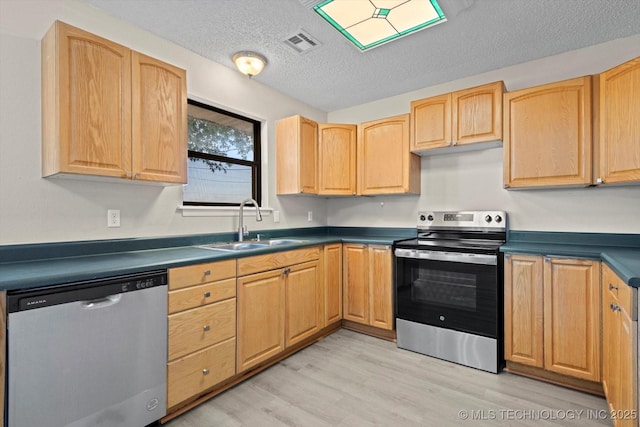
[42,21,132,178]
[276,115,318,194]
[618,310,637,427]
[324,244,343,326]
[236,270,284,372]
[503,76,592,188]
[602,285,620,405]
[368,245,393,330]
[285,260,322,347]
[343,244,369,324]
[131,52,187,183]
[597,56,640,185]
[410,93,451,150]
[318,124,357,195]
[504,254,544,367]
[357,114,420,195]
[543,258,600,381]
[452,81,503,146]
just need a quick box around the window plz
[183,99,261,206]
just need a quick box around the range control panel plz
[418,211,507,230]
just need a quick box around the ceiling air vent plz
[283,29,321,54]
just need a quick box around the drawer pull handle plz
[204,270,211,276]
[203,369,210,375]
[204,291,211,298]
[203,325,211,332]
[609,283,619,291]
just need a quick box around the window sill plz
[178,205,274,217]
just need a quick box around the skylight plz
[313,0,446,51]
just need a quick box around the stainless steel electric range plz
[393,210,507,373]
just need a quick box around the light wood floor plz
[166,329,610,426]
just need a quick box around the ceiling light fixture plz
[313,0,446,51]
[232,51,267,78]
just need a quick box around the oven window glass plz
[411,269,476,311]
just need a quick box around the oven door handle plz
[394,248,497,266]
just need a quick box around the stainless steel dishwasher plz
[6,270,168,427]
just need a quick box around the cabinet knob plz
[544,257,550,263]
[505,254,511,260]
[203,325,211,332]
[283,268,291,275]
[204,270,211,276]
[204,291,211,298]
[134,173,141,179]
[596,177,604,184]
[125,171,132,178]
[202,368,210,375]
[452,140,457,146]
[608,283,618,291]
[610,303,621,312]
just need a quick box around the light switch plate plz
[273,210,280,223]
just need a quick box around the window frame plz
[184,99,262,207]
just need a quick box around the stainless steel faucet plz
[238,198,262,241]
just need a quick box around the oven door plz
[395,248,501,338]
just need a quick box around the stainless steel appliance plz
[394,211,507,373]
[6,270,168,427]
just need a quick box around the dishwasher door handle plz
[80,294,122,309]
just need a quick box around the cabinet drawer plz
[168,298,236,360]
[168,278,236,314]
[167,337,236,409]
[238,247,320,276]
[169,260,236,290]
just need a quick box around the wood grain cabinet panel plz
[285,260,322,347]
[323,243,343,326]
[236,269,285,372]
[596,56,640,185]
[276,115,318,194]
[318,124,357,195]
[343,244,369,324]
[601,264,638,427]
[504,254,544,368]
[166,260,237,411]
[42,21,187,184]
[131,52,187,183]
[505,254,602,384]
[410,81,503,153]
[357,114,420,195]
[343,244,393,330]
[543,258,600,381]
[503,76,592,188]
[167,338,235,409]
[168,299,236,361]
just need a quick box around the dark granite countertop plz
[501,231,640,288]
[0,227,411,291]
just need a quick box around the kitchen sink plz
[195,239,308,252]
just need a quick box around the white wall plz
[328,36,640,233]
[1,1,639,246]
[0,0,328,245]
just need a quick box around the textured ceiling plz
[85,0,640,112]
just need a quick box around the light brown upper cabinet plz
[357,114,420,195]
[503,76,592,189]
[410,81,504,153]
[276,115,318,194]
[318,124,357,195]
[594,56,640,185]
[42,21,187,184]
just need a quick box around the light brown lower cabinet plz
[323,243,343,326]
[236,247,321,373]
[602,264,638,427]
[166,260,237,410]
[504,254,601,382]
[343,244,393,330]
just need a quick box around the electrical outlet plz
[307,211,313,222]
[107,209,120,228]
[273,210,280,223]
